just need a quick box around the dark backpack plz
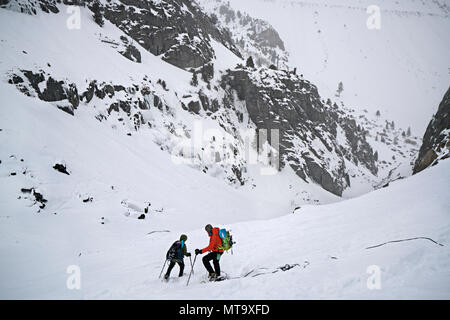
[166,240,184,260]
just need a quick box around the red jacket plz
[201,227,224,254]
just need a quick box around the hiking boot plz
[213,275,225,282]
[164,273,169,280]
[208,272,216,281]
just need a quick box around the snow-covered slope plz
[220,0,450,134]
[414,86,450,174]
[0,6,341,221]
[1,2,411,198]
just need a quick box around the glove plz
[186,252,191,257]
[195,249,202,255]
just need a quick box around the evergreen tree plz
[190,71,198,86]
[407,126,411,136]
[336,81,344,97]
[246,56,255,69]
[210,13,218,25]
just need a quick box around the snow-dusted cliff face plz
[0,0,421,199]
[220,66,378,196]
[221,0,450,135]
[2,0,242,69]
[1,0,449,301]
[97,0,242,69]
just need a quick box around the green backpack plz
[218,228,234,253]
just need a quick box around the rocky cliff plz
[413,87,450,174]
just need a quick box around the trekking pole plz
[189,256,194,275]
[159,259,168,278]
[186,254,197,286]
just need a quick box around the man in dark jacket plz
[164,234,191,280]
[195,224,224,280]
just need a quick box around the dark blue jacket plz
[167,240,187,262]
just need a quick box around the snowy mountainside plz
[96,0,242,70]
[0,1,414,198]
[337,106,421,196]
[1,0,242,70]
[223,0,450,134]
[219,66,420,196]
[219,66,379,197]
[414,86,450,174]
[0,0,449,300]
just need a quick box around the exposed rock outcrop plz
[4,0,411,197]
[220,67,377,196]
[413,87,450,174]
[98,0,241,70]
[3,0,241,70]
[16,70,80,115]
[7,70,154,125]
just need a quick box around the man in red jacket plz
[195,224,224,280]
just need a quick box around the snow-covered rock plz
[1,0,421,197]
